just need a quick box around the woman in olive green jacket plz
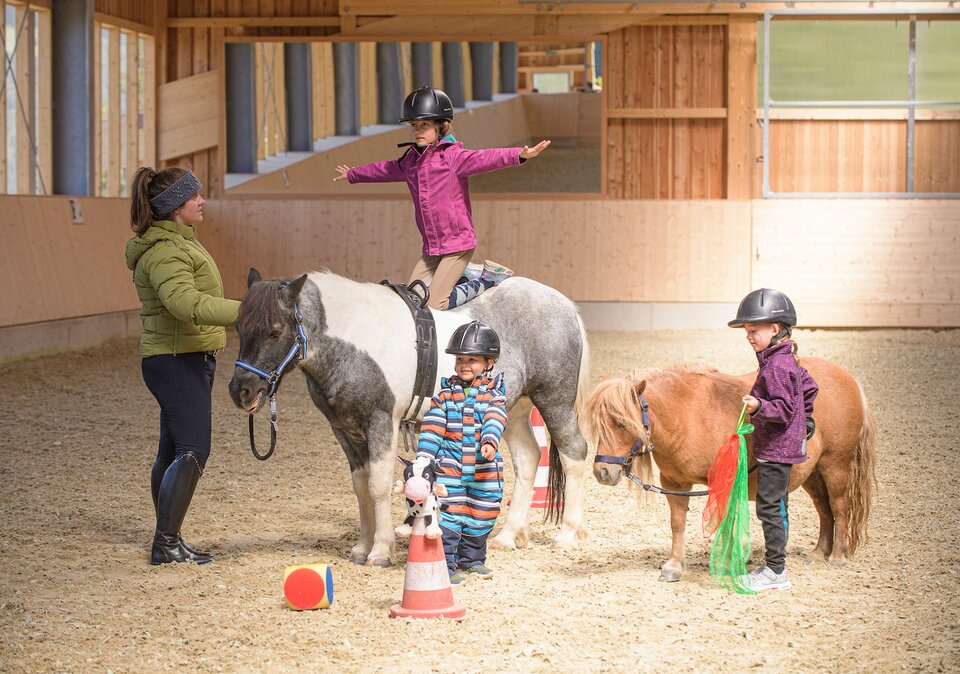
[125,167,240,565]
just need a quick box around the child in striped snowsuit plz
[416,321,507,585]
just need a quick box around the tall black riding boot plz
[151,451,212,565]
[152,456,212,563]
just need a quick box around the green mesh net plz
[703,405,756,595]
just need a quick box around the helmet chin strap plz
[770,325,792,347]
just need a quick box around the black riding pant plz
[756,461,792,574]
[142,353,216,481]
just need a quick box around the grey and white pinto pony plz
[228,268,590,567]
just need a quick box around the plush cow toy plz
[394,456,447,539]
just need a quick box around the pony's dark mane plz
[237,279,287,333]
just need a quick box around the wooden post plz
[725,15,757,199]
[108,27,121,196]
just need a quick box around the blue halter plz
[234,303,308,460]
[593,393,654,469]
[234,303,308,397]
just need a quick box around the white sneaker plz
[746,566,791,591]
[480,259,514,285]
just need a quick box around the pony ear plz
[247,267,262,288]
[634,379,647,396]
[280,274,309,305]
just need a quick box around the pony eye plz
[269,329,281,339]
[616,422,626,430]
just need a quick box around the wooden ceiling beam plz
[341,0,956,16]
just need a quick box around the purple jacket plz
[749,341,819,464]
[347,136,523,256]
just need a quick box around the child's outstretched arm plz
[452,140,551,177]
[333,160,405,183]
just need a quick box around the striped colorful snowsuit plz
[416,372,507,572]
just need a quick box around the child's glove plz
[805,416,816,440]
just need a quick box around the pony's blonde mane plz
[585,377,656,495]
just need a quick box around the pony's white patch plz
[305,271,474,419]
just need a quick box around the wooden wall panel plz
[96,0,155,28]
[0,197,139,327]
[752,200,960,326]
[4,194,957,329]
[201,198,753,304]
[610,119,725,198]
[606,25,727,199]
[311,42,336,140]
[522,93,601,148]
[915,120,960,193]
[768,120,907,193]
[359,42,377,128]
[157,71,220,160]
[726,16,757,199]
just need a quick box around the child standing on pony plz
[728,288,818,591]
[416,322,507,584]
[333,86,551,310]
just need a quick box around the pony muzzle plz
[592,461,624,486]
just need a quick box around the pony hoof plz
[659,568,682,582]
[349,549,370,565]
[490,533,517,551]
[827,555,847,567]
[806,550,828,563]
[365,555,393,568]
[554,530,579,552]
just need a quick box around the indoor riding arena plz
[1,2,958,672]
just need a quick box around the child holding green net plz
[728,288,819,591]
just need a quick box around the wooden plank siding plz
[606,25,726,199]
[768,120,907,193]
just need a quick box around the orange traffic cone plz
[529,407,552,509]
[390,517,466,620]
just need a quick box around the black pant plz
[440,526,489,573]
[142,353,216,481]
[756,461,792,574]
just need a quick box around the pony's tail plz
[847,380,878,555]
[545,312,589,526]
[544,439,565,525]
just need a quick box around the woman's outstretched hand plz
[520,140,551,160]
[333,165,352,181]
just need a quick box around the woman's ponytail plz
[130,167,157,235]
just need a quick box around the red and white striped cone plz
[530,407,553,509]
[390,517,466,620]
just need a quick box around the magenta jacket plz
[347,136,523,256]
[749,340,819,464]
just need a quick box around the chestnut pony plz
[586,358,877,582]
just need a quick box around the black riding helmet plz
[728,288,797,328]
[446,321,500,361]
[399,86,454,123]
